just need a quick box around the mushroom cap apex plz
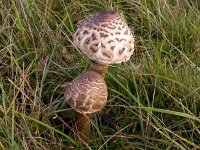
[74,10,135,65]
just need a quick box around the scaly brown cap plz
[64,71,108,114]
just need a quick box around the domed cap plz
[64,71,108,114]
[74,10,135,65]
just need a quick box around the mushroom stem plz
[90,61,108,77]
[75,112,91,143]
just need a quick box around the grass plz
[0,0,200,149]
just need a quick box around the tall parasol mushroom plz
[74,10,135,77]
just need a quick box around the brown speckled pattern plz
[64,71,108,114]
[74,10,135,65]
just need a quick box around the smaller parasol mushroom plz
[64,71,108,142]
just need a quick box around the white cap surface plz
[74,10,135,65]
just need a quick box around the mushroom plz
[69,10,135,142]
[64,71,108,142]
[74,10,135,76]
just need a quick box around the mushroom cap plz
[64,71,108,114]
[74,10,135,65]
